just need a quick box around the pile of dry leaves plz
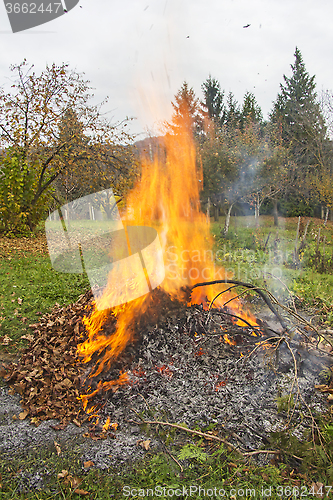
[0,234,48,258]
[0,290,94,426]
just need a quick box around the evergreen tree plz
[271,47,326,165]
[225,92,241,131]
[201,75,225,127]
[170,81,202,136]
[240,91,263,130]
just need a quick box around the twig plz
[207,285,239,313]
[192,280,287,330]
[264,289,333,351]
[130,408,184,471]
[129,416,245,456]
[236,336,284,364]
[129,417,299,462]
[263,232,271,252]
[209,309,262,329]
[243,450,280,457]
[266,273,297,314]
[243,450,303,461]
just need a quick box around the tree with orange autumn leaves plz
[0,61,136,234]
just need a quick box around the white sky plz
[0,0,333,138]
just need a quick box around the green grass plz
[211,215,333,315]
[0,235,90,354]
[0,423,332,499]
[0,426,329,499]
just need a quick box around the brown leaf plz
[83,461,94,469]
[62,378,73,388]
[73,489,89,496]
[50,423,68,431]
[54,440,61,455]
[0,335,12,346]
[18,297,23,305]
[57,470,69,479]
[71,475,83,489]
[21,334,34,341]
[311,482,325,498]
[137,439,151,450]
[18,410,28,420]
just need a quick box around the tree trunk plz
[206,197,211,224]
[214,204,218,222]
[272,199,279,227]
[254,194,260,227]
[293,216,301,267]
[324,207,329,226]
[223,203,233,236]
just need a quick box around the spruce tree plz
[170,81,202,136]
[271,47,325,165]
[225,92,241,131]
[240,91,263,130]
[201,75,225,127]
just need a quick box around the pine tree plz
[201,75,225,127]
[170,81,202,136]
[225,92,241,131]
[240,91,263,130]
[271,47,326,165]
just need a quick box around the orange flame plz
[77,118,258,389]
[223,334,237,346]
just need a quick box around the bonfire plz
[1,118,332,457]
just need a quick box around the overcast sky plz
[0,0,333,137]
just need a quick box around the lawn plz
[0,216,333,499]
[211,215,333,319]
[0,233,90,356]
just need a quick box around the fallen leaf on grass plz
[74,489,90,496]
[137,439,151,450]
[70,475,83,489]
[311,482,325,498]
[17,298,23,305]
[83,461,94,469]
[0,335,12,346]
[58,470,69,479]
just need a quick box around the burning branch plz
[192,279,288,330]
